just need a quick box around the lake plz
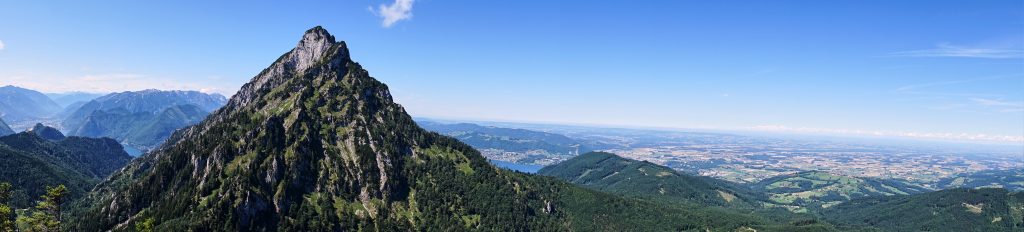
[488,160,545,173]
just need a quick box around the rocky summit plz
[70,26,567,231]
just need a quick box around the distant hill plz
[0,131,132,208]
[418,120,619,165]
[0,118,13,136]
[26,123,66,141]
[937,169,1024,191]
[62,90,226,151]
[68,104,210,152]
[538,152,763,209]
[0,85,62,124]
[823,188,1024,232]
[418,121,581,152]
[752,171,931,210]
[45,91,106,108]
[56,100,90,118]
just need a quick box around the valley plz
[421,119,1024,191]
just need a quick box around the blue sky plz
[1,1,1022,143]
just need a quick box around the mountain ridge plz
[0,85,62,124]
[0,131,132,208]
[539,151,764,209]
[70,26,567,231]
[61,90,226,151]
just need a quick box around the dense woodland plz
[0,130,131,209]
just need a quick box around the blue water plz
[488,160,545,173]
[122,145,144,157]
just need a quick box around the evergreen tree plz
[17,185,66,232]
[0,182,14,232]
[135,218,155,232]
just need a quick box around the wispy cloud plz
[894,74,1024,114]
[890,43,1023,59]
[751,125,1024,143]
[374,0,415,28]
[971,98,1023,107]
[0,73,238,96]
[0,40,5,50]
[970,98,1024,113]
[895,74,1016,93]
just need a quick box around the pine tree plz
[18,185,66,232]
[0,182,14,232]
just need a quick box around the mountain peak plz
[226,26,350,109]
[289,26,345,72]
[27,123,65,141]
[72,26,574,231]
[302,26,333,42]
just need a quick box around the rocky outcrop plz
[27,123,65,141]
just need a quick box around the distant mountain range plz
[61,89,227,152]
[45,91,106,108]
[0,85,62,124]
[0,86,226,152]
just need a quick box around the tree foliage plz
[17,185,67,232]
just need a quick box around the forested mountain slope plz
[0,132,132,208]
[539,152,763,209]
[70,27,801,231]
[823,188,1024,232]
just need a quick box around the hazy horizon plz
[1,0,1021,144]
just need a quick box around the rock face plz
[71,26,565,231]
[27,123,66,141]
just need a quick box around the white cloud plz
[890,43,1023,59]
[0,40,5,50]
[374,0,415,28]
[751,125,1024,144]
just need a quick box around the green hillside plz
[0,132,132,208]
[823,188,1024,232]
[938,169,1024,191]
[539,152,763,209]
[753,171,930,210]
